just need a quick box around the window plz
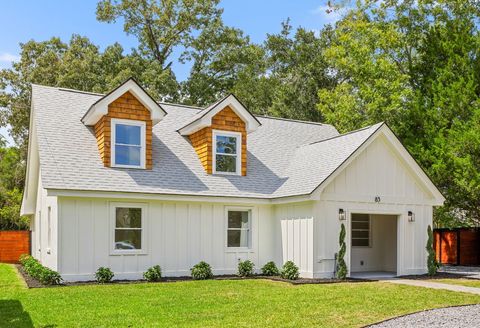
[111,203,146,253]
[351,213,370,247]
[213,130,241,175]
[226,210,251,248]
[111,119,146,168]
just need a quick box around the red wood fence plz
[434,228,480,266]
[0,231,30,263]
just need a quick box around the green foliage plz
[318,0,480,226]
[280,261,299,280]
[0,146,27,230]
[261,261,279,276]
[191,261,213,280]
[426,225,438,276]
[336,223,347,280]
[95,267,114,283]
[237,260,254,277]
[143,265,162,282]
[19,254,63,285]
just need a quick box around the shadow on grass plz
[0,300,34,328]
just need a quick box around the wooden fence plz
[0,231,30,263]
[434,228,480,266]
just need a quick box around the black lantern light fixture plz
[408,211,415,222]
[339,208,346,221]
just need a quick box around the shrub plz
[95,267,114,283]
[426,225,439,276]
[336,223,348,279]
[19,254,63,285]
[261,261,279,276]
[281,261,299,280]
[238,260,254,277]
[143,265,162,282]
[191,261,213,280]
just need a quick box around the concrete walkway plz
[384,279,480,295]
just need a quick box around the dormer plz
[179,94,261,176]
[81,78,166,169]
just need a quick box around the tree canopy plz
[1,0,479,228]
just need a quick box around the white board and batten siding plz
[31,172,59,271]
[274,202,314,278]
[57,198,276,281]
[315,136,435,277]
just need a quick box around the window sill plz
[225,248,254,253]
[111,164,145,170]
[110,250,148,256]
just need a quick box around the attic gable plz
[178,94,261,136]
[81,78,166,126]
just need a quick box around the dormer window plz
[111,119,146,169]
[213,130,241,175]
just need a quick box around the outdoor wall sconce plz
[339,208,346,221]
[408,211,415,222]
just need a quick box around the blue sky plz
[0,0,343,143]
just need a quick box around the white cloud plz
[0,52,19,69]
[0,52,19,63]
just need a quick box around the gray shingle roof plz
[32,84,380,199]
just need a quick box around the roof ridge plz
[256,115,328,127]
[159,102,203,110]
[305,122,384,147]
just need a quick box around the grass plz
[1,264,480,327]
[434,278,480,289]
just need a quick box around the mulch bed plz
[399,272,480,281]
[14,264,370,288]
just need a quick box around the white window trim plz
[111,118,146,169]
[351,213,372,248]
[109,202,148,255]
[225,206,252,251]
[212,129,242,175]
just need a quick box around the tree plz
[318,0,480,226]
[426,225,438,276]
[336,223,347,279]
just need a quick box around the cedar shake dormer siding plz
[189,106,247,176]
[94,91,153,169]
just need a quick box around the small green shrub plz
[95,267,114,283]
[261,261,279,276]
[143,265,162,282]
[238,260,254,277]
[191,261,213,280]
[281,261,299,280]
[336,223,348,279]
[426,225,439,276]
[19,254,63,285]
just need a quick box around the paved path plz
[439,265,480,279]
[384,278,480,295]
[368,304,480,327]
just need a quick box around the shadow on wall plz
[0,300,34,328]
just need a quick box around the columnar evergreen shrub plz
[143,265,162,282]
[19,254,63,285]
[191,261,213,280]
[237,260,254,277]
[426,225,438,276]
[95,267,114,283]
[336,223,347,279]
[281,261,299,280]
[261,261,279,276]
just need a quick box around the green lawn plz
[1,264,480,327]
[435,278,480,289]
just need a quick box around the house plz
[21,78,445,281]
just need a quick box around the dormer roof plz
[81,78,167,126]
[178,94,261,135]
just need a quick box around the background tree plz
[318,0,480,227]
[426,225,438,276]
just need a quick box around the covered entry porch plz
[349,213,398,279]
